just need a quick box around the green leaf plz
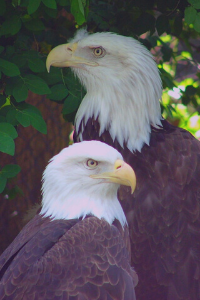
[40,67,63,85]
[0,122,18,139]
[16,111,31,127]
[0,15,22,36]
[0,174,7,193]
[166,104,176,118]
[43,6,57,18]
[21,103,42,116]
[57,0,69,5]
[0,0,6,16]
[6,109,18,126]
[0,59,20,77]
[62,94,80,114]
[48,84,68,101]
[12,54,27,68]
[24,74,51,94]
[5,77,21,95]
[1,164,21,178]
[173,16,182,36]
[0,116,6,122]
[135,13,155,35]
[78,0,84,15]
[13,84,29,102]
[0,46,4,54]
[161,46,173,61]
[23,108,47,133]
[193,12,200,32]
[184,6,197,24]
[27,0,41,14]
[159,68,175,89]
[0,95,6,107]
[148,36,158,47]
[42,0,57,9]
[71,0,86,25]
[0,133,15,155]
[185,85,196,96]
[156,15,170,36]
[188,0,200,9]
[24,19,45,31]
[6,46,15,57]
[182,95,190,106]
[28,57,45,73]
[5,185,23,199]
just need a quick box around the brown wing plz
[0,214,77,273]
[74,118,200,300]
[0,216,137,300]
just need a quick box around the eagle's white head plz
[40,141,136,227]
[46,29,162,152]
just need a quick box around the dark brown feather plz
[74,118,200,300]
[0,215,137,300]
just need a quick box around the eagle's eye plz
[86,159,98,168]
[92,47,105,57]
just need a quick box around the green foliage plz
[185,0,200,32]
[1,0,200,196]
[49,84,68,101]
[0,59,20,77]
[0,164,21,193]
[0,122,17,155]
[71,0,89,25]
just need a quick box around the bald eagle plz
[0,141,137,300]
[47,30,200,300]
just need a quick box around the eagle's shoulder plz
[0,216,137,300]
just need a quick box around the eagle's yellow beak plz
[90,159,136,194]
[46,43,98,72]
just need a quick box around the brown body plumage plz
[0,215,137,300]
[74,118,200,300]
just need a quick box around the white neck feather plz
[74,35,162,152]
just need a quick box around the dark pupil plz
[90,160,95,165]
[96,49,100,54]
